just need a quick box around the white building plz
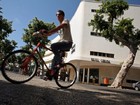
[44,0,140,87]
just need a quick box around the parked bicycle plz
[1,31,77,89]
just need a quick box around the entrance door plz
[89,68,99,84]
[79,68,88,83]
[79,68,99,84]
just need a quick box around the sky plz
[1,0,81,48]
[1,0,140,48]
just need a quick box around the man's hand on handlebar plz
[32,29,51,37]
[39,29,48,34]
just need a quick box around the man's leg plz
[51,41,72,70]
[51,42,62,70]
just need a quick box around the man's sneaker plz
[43,75,52,81]
[43,71,53,81]
[43,76,48,81]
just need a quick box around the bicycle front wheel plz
[1,50,38,84]
[55,63,77,89]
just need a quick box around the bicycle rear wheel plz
[55,63,77,89]
[1,50,38,84]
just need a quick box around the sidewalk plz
[0,75,140,105]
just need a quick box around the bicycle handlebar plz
[33,29,48,37]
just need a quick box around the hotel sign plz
[91,58,111,64]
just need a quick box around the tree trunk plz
[110,47,137,88]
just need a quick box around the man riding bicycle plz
[36,10,73,77]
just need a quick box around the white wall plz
[67,0,140,68]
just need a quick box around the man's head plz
[56,10,65,22]
[56,10,65,17]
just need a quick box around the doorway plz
[79,68,99,84]
[89,68,99,84]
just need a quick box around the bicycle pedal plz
[43,76,52,81]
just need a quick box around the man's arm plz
[47,23,67,36]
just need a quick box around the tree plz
[0,6,2,20]
[89,0,140,88]
[22,17,55,50]
[0,4,17,62]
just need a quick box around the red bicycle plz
[1,31,77,89]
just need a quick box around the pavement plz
[0,74,140,105]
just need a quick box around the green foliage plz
[0,7,2,20]
[114,18,134,43]
[100,0,129,20]
[0,4,17,60]
[21,44,32,51]
[22,17,55,50]
[0,18,13,39]
[89,0,140,49]
[0,4,13,39]
[89,14,109,32]
[1,39,17,53]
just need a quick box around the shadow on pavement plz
[0,80,140,105]
[78,83,140,95]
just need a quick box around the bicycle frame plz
[22,42,52,72]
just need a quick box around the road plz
[0,74,140,105]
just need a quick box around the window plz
[90,51,98,56]
[71,44,75,54]
[90,32,101,37]
[71,49,75,54]
[90,51,114,58]
[91,9,97,12]
[126,79,138,83]
[107,53,114,58]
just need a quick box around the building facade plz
[44,0,140,87]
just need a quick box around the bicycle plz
[1,31,77,89]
